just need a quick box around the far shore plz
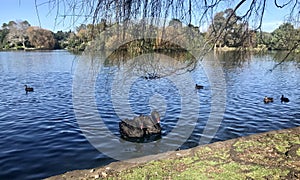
[0,46,270,53]
[0,47,62,51]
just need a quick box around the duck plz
[264,96,273,103]
[24,85,34,92]
[119,110,161,139]
[281,95,289,103]
[195,84,204,89]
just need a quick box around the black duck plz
[195,84,204,89]
[281,95,289,103]
[24,85,34,92]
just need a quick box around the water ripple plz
[0,51,299,179]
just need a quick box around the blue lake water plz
[0,50,299,179]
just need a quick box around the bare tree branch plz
[274,0,293,8]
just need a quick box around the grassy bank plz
[47,126,300,180]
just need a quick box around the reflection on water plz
[0,50,299,179]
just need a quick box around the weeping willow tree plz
[37,0,300,35]
[36,0,300,70]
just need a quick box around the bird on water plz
[24,85,34,92]
[119,110,161,139]
[195,84,204,89]
[281,95,289,103]
[264,96,273,103]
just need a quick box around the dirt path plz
[47,126,300,180]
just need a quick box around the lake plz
[0,50,299,179]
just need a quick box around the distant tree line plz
[207,8,300,51]
[1,8,300,52]
[0,20,71,50]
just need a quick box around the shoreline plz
[46,126,300,179]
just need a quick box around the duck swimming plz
[195,84,204,89]
[264,96,273,103]
[24,85,34,92]
[119,110,161,139]
[281,95,289,103]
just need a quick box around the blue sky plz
[0,0,80,32]
[0,0,291,32]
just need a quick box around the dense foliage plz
[0,20,71,50]
[0,13,299,52]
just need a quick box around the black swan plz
[119,111,161,139]
[195,84,204,89]
[281,95,289,103]
[119,117,145,138]
[264,96,273,103]
[24,85,34,92]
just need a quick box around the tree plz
[0,28,9,48]
[207,11,226,48]
[40,0,300,47]
[5,20,31,48]
[76,24,87,33]
[169,19,183,28]
[54,30,71,49]
[207,8,250,48]
[256,31,272,48]
[271,23,299,50]
[54,30,70,41]
[222,9,244,47]
[27,27,55,49]
[41,0,300,68]
[4,20,31,48]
